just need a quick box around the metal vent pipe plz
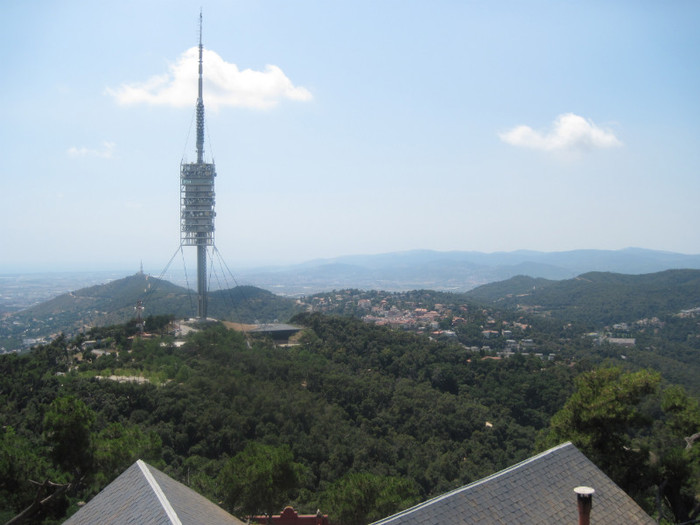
[574,486,595,525]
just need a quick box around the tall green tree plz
[3,396,97,525]
[652,385,700,523]
[43,395,96,478]
[538,368,700,523]
[0,427,52,522]
[539,368,660,487]
[218,442,305,521]
[92,422,162,488]
[322,472,419,525]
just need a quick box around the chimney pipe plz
[574,486,595,525]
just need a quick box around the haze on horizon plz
[2,2,699,274]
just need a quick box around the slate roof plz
[63,460,244,525]
[371,442,655,525]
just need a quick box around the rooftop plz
[371,442,655,525]
[63,460,244,525]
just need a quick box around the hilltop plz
[0,273,299,352]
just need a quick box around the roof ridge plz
[137,459,183,525]
[373,442,574,524]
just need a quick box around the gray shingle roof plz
[371,442,656,525]
[63,460,244,525]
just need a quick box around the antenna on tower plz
[196,9,204,164]
[135,299,145,334]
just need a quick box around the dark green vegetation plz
[2,313,578,523]
[0,273,299,351]
[1,313,699,524]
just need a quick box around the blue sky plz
[1,1,699,273]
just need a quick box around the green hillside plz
[0,273,299,352]
[466,269,700,327]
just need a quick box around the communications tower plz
[180,12,216,320]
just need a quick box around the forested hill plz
[0,314,579,524]
[0,273,299,351]
[2,311,699,523]
[465,269,700,326]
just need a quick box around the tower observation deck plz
[180,12,215,320]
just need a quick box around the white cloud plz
[67,141,116,159]
[499,113,622,151]
[107,47,312,110]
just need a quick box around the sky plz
[1,1,699,274]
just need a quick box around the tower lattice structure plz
[180,12,216,320]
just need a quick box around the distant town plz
[295,288,698,363]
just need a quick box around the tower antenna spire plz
[196,9,204,164]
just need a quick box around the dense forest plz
[1,311,698,523]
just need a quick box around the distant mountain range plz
[237,248,700,295]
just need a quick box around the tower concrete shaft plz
[197,244,207,319]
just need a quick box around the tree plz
[4,395,97,525]
[0,427,52,521]
[322,472,419,525]
[538,368,700,523]
[43,395,96,477]
[92,422,162,488]
[653,385,700,523]
[218,442,304,521]
[539,368,659,485]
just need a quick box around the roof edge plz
[372,442,574,524]
[137,459,183,525]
